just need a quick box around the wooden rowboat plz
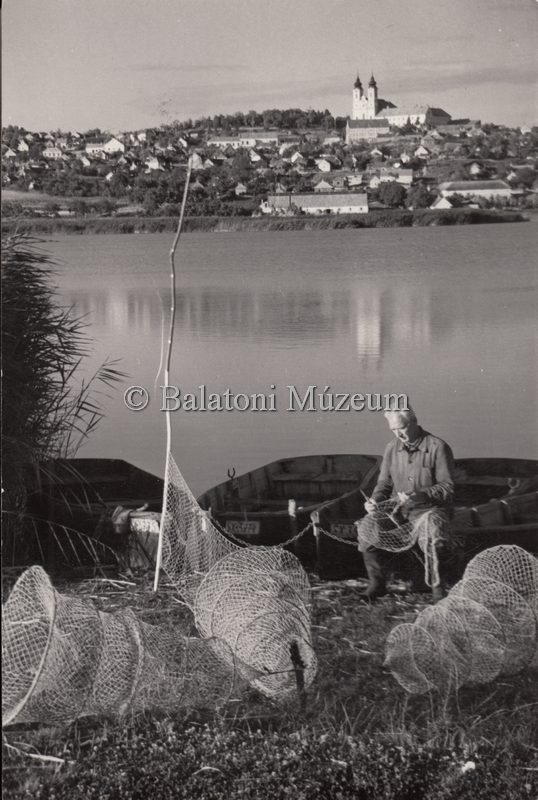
[198,454,538,579]
[7,455,537,580]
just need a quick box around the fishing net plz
[193,548,317,698]
[3,454,318,725]
[158,454,239,604]
[158,455,318,699]
[356,501,450,552]
[384,623,441,694]
[356,501,451,587]
[2,566,235,727]
[384,546,538,694]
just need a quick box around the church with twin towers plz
[346,71,451,143]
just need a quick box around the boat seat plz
[501,491,538,522]
[470,501,506,528]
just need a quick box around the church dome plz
[354,73,363,89]
[368,73,377,88]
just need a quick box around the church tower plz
[367,73,378,118]
[352,73,364,120]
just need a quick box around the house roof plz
[440,180,510,191]
[269,192,368,208]
[377,105,450,119]
[347,119,390,129]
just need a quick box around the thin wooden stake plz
[290,640,306,712]
[153,156,193,593]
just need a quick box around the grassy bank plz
[1,207,527,235]
[3,577,537,799]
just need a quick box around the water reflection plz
[49,227,537,488]
[61,274,536,374]
[62,287,354,341]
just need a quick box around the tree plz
[406,183,436,209]
[377,181,407,208]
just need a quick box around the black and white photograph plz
[2,0,537,797]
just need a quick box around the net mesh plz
[3,454,318,725]
[2,566,235,727]
[159,454,239,604]
[159,455,318,700]
[356,501,447,553]
[356,501,450,587]
[193,548,316,698]
[384,546,538,694]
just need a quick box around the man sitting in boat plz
[360,406,456,603]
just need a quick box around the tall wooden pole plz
[153,156,193,592]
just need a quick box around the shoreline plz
[1,207,527,235]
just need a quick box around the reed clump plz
[1,234,124,566]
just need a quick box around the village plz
[2,72,538,219]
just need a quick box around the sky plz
[2,0,537,132]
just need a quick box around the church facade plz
[347,72,451,143]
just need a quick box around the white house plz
[190,152,205,170]
[234,182,248,196]
[17,140,29,152]
[438,180,512,200]
[313,178,334,192]
[103,137,126,155]
[290,151,306,165]
[396,169,414,186]
[347,174,364,187]
[85,142,105,156]
[315,158,334,173]
[260,192,369,215]
[145,156,164,172]
[414,145,430,159]
[430,196,454,209]
[346,119,390,143]
[42,146,63,160]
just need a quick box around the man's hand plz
[399,490,429,510]
[364,499,377,514]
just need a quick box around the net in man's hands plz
[384,546,538,695]
[356,500,445,553]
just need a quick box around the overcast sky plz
[3,0,537,132]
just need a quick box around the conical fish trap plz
[2,567,235,727]
[384,546,538,694]
[194,548,316,698]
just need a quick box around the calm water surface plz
[46,223,537,496]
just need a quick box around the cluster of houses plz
[2,73,537,216]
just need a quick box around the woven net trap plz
[355,499,450,587]
[158,455,317,699]
[384,545,538,694]
[2,456,317,726]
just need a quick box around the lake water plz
[45,222,537,497]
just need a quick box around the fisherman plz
[359,406,456,603]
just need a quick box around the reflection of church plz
[354,285,434,368]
